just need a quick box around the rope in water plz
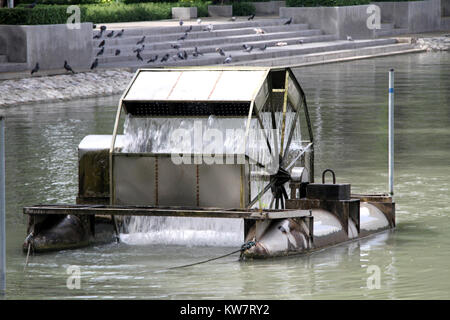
[168,240,256,270]
[21,233,256,272]
[23,232,34,272]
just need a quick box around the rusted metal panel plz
[352,194,393,203]
[348,200,360,233]
[76,196,109,205]
[78,135,125,203]
[78,149,109,199]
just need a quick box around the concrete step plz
[93,29,325,57]
[96,34,337,63]
[380,23,394,30]
[0,55,7,63]
[94,19,298,35]
[375,27,409,37]
[97,38,397,69]
[0,62,28,73]
[93,23,310,47]
[232,43,419,67]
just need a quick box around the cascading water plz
[120,115,251,247]
[120,216,244,247]
[119,109,302,247]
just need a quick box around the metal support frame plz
[388,69,395,196]
[23,204,311,220]
[0,116,5,295]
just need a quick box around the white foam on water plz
[120,217,244,247]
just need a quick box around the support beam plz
[23,204,311,220]
[388,69,395,196]
[0,116,5,296]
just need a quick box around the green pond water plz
[1,52,449,299]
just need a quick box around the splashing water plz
[118,112,302,246]
[120,216,244,247]
[122,115,251,154]
[120,115,252,246]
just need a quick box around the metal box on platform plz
[109,67,315,209]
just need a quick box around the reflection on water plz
[2,52,450,299]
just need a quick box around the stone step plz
[233,43,418,67]
[380,23,394,30]
[93,29,324,56]
[97,38,397,69]
[92,23,310,46]
[374,28,409,37]
[96,34,336,63]
[94,19,297,36]
[0,62,28,73]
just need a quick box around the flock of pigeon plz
[91,25,125,70]
[30,60,75,75]
[29,15,356,75]
[114,14,294,66]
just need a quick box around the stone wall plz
[374,0,443,32]
[253,1,285,15]
[208,5,233,17]
[281,0,448,39]
[408,0,441,32]
[280,5,377,40]
[443,0,450,16]
[0,23,93,71]
[0,69,133,107]
[172,7,197,20]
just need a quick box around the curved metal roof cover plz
[123,68,270,102]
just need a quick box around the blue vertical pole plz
[0,116,5,296]
[388,69,394,196]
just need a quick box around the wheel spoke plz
[271,108,279,162]
[287,68,314,142]
[247,179,276,208]
[281,185,288,202]
[285,142,313,171]
[269,195,275,209]
[253,109,272,156]
[281,107,300,166]
[245,155,265,169]
[279,71,290,158]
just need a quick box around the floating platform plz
[23,190,394,258]
[22,66,395,259]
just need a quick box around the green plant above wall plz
[232,2,256,16]
[286,0,371,6]
[0,1,212,25]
